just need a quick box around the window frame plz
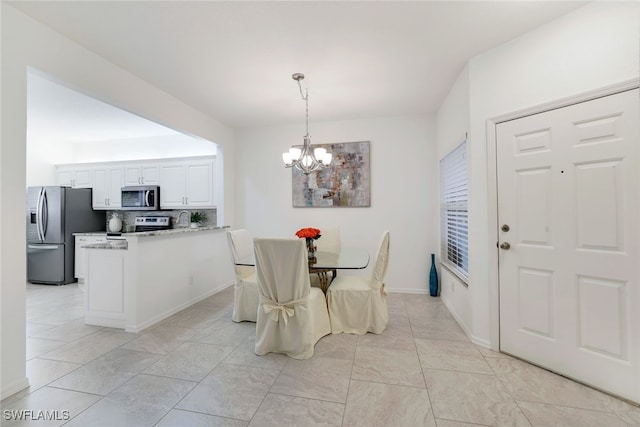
[439,139,469,285]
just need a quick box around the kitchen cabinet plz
[55,156,216,210]
[75,235,107,279]
[56,166,92,188]
[160,158,215,208]
[124,163,160,186]
[92,166,124,209]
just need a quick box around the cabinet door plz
[124,164,159,186]
[141,164,160,184]
[74,168,93,188]
[92,169,109,209]
[93,167,122,209]
[75,235,107,279]
[186,160,215,207]
[124,166,143,186]
[56,169,74,187]
[75,236,88,279]
[56,167,92,188]
[160,163,186,208]
[108,167,123,208]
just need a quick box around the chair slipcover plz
[326,231,390,335]
[227,229,259,322]
[254,238,331,359]
[315,227,341,253]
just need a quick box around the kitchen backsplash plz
[105,209,217,232]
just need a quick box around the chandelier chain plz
[296,78,309,136]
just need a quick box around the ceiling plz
[12,1,585,131]
[27,70,181,143]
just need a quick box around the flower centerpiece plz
[295,227,321,259]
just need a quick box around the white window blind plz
[440,140,468,283]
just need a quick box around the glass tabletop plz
[235,247,370,270]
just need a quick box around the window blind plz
[440,140,469,282]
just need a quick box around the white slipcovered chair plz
[254,238,331,359]
[227,229,259,322]
[310,226,341,289]
[315,227,341,253]
[326,231,390,335]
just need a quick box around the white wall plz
[436,2,640,347]
[26,137,74,186]
[435,64,474,338]
[0,4,235,399]
[235,115,438,293]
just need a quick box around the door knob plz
[500,242,511,250]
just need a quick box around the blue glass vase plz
[429,253,439,297]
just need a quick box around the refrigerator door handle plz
[36,187,45,241]
[42,188,49,238]
[28,244,59,250]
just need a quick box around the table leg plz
[318,271,329,293]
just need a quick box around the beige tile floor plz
[3,283,640,426]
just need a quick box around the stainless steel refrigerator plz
[27,186,104,285]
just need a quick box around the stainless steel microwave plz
[121,186,160,210]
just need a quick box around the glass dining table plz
[235,248,370,293]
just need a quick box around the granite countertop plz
[74,232,110,236]
[75,225,229,238]
[82,225,230,250]
[133,225,229,237]
[83,240,128,250]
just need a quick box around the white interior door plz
[497,89,639,402]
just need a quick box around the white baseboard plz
[434,294,490,349]
[1,377,29,401]
[386,288,428,294]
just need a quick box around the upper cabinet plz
[124,163,160,186]
[92,166,123,210]
[55,156,216,210]
[160,158,215,208]
[56,166,92,188]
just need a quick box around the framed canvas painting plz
[292,141,370,207]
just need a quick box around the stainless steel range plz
[134,216,171,232]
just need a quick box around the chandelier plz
[282,73,332,174]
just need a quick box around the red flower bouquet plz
[295,227,321,240]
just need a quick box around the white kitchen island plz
[82,226,234,332]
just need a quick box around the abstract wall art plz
[292,141,370,207]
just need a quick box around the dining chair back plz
[315,227,341,254]
[227,229,259,322]
[254,238,331,359]
[326,230,390,334]
[372,231,390,283]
